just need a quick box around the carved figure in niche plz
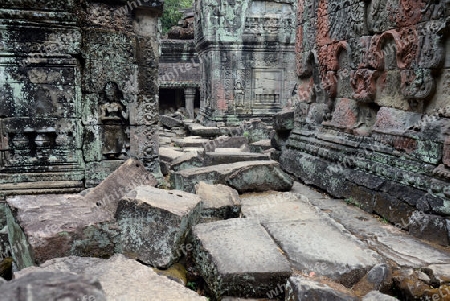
[99,82,129,159]
[354,104,380,136]
[234,81,245,107]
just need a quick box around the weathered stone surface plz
[172,160,293,193]
[0,1,162,192]
[249,140,272,153]
[285,0,450,247]
[204,152,270,166]
[214,148,245,153]
[0,203,10,267]
[1,272,106,301]
[362,291,398,301]
[273,110,295,132]
[409,211,450,246]
[392,268,449,301]
[241,191,380,287]
[193,218,291,299]
[6,194,116,269]
[195,182,241,222]
[188,124,221,137]
[226,163,293,194]
[160,147,184,162]
[285,276,358,301]
[84,158,157,214]
[171,152,205,172]
[428,264,450,285]
[196,0,297,124]
[203,136,249,152]
[222,297,270,301]
[161,115,184,128]
[373,108,422,134]
[115,186,203,268]
[173,136,209,148]
[353,264,393,297]
[15,254,207,301]
[306,194,450,268]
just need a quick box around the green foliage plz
[380,217,389,224]
[344,197,361,208]
[186,281,197,291]
[161,0,192,35]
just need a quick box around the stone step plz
[171,152,205,172]
[203,136,249,152]
[192,218,291,299]
[159,147,184,162]
[187,123,221,137]
[249,139,272,153]
[214,147,244,153]
[241,191,381,287]
[15,254,207,301]
[173,136,210,148]
[171,160,293,193]
[299,182,450,268]
[204,152,270,166]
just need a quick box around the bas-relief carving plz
[99,82,129,160]
[296,0,448,132]
[0,1,161,191]
[197,0,297,122]
[290,0,450,232]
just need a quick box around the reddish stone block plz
[328,98,359,130]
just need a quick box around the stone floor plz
[1,120,450,300]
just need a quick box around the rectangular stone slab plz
[241,191,380,287]
[6,194,116,269]
[195,182,241,222]
[15,254,207,301]
[193,218,291,299]
[172,160,293,193]
[116,186,203,268]
[84,158,157,214]
[204,152,270,166]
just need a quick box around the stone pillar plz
[184,88,196,119]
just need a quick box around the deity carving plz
[234,81,245,107]
[99,82,129,159]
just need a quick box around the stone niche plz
[281,0,450,245]
[195,0,298,125]
[0,0,162,196]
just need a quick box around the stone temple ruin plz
[281,0,450,246]
[0,0,450,300]
[159,8,201,120]
[0,0,162,195]
[195,0,298,125]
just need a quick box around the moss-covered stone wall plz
[0,0,163,195]
[281,0,450,245]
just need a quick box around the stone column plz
[184,87,196,119]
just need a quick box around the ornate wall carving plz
[0,0,162,194]
[195,0,298,124]
[281,0,450,245]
